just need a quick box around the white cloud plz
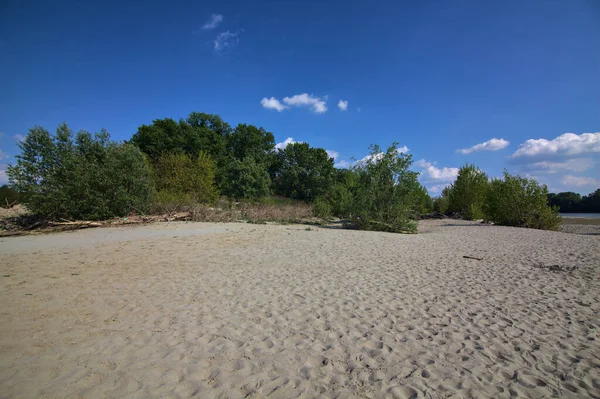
[457,138,509,154]
[214,30,239,51]
[326,150,339,160]
[275,137,303,151]
[561,175,600,187]
[334,159,352,169]
[528,158,595,174]
[334,146,409,169]
[338,100,348,111]
[0,164,7,184]
[0,149,9,160]
[202,14,224,30]
[512,132,600,160]
[428,184,452,194]
[13,134,26,142]
[283,93,327,113]
[261,97,288,112]
[414,159,459,181]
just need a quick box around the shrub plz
[484,171,561,230]
[221,157,271,200]
[152,151,218,206]
[0,185,20,207]
[347,143,419,233]
[312,197,332,218]
[448,164,489,219]
[7,124,153,220]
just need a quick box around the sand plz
[1,220,599,399]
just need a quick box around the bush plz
[447,164,489,220]
[221,157,271,200]
[347,143,419,233]
[7,124,153,220]
[0,185,20,207]
[484,171,561,230]
[152,151,218,207]
[312,197,332,218]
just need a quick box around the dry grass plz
[189,201,314,224]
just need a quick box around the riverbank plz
[1,220,599,398]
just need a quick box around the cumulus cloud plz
[0,149,9,160]
[561,175,600,187]
[0,164,7,184]
[457,138,509,154]
[326,150,339,160]
[334,159,352,169]
[512,132,600,160]
[202,14,224,30]
[261,97,288,112]
[283,93,327,113]
[414,159,459,181]
[337,100,348,111]
[334,146,409,169]
[428,184,452,194]
[275,137,303,151]
[528,158,595,174]
[214,30,239,51]
[13,134,26,142]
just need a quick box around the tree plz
[152,151,218,206]
[8,123,153,219]
[347,143,420,233]
[221,157,271,200]
[130,112,230,162]
[484,171,561,230]
[447,164,489,219]
[226,124,275,164]
[273,142,335,201]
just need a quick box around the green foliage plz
[273,142,335,201]
[448,164,489,219]
[7,123,153,219]
[312,197,332,218]
[152,152,218,205]
[484,171,561,230]
[433,186,451,214]
[548,189,600,213]
[226,124,275,164]
[221,157,271,200]
[346,143,419,233]
[130,113,230,162]
[0,185,20,205]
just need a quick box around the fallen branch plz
[463,255,483,261]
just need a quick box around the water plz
[560,213,600,219]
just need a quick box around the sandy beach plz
[1,220,599,398]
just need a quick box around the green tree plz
[484,171,561,230]
[152,152,218,206]
[448,164,489,219]
[8,123,153,219]
[226,124,275,164]
[433,186,451,214]
[273,142,335,201]
[130,112,230,162]
[348,143,420,233]
[221,157,271,200]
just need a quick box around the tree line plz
[547,190,600,213]
[6,111,573,232]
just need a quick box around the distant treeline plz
[5,111,565,231]
[547,190,600,213]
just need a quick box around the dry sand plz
[1,220,599,398]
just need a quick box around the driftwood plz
[463,255,483,261]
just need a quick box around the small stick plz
[463,255,483,261]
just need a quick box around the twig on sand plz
[463,255,483,261]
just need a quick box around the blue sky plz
[1,0,599,194]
